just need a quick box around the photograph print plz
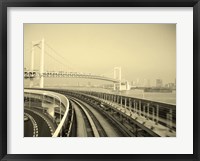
[24,24,176,137]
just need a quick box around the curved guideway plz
[77,99,122,137]
[24,114,34,137]
[24,109,52,137]
[69,96,124,137]
[70,98,100,137]
[70,101,89,137]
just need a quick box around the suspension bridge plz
[24,38,130,90]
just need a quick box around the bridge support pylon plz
[113,67,121,91]
[29,41,35,88]
[39,38,45,88]
[29,38,45,88]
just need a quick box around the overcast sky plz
[24,24,176,84]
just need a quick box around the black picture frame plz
[0,0,199,160]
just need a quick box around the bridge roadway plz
[24,71,120,83]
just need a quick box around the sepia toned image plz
[24,24,176,137]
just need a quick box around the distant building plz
[165,83,176,89]
[120,81,131,90]
[156,79,163,88]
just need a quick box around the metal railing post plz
[139,101,141,116]
[124,98,127,113]
[156,105,159,124]
[147,103,150,120]
[143,105,146,118]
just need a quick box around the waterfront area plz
[117,89,176,105]
[25,79,176,105]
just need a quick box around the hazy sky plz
[24,24,176,85]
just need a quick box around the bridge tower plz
[30,38,45,88]
[114,67,121,90]
[40,38,45,88]
[29,41,35,88]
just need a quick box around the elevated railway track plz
[24,88,176,137]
